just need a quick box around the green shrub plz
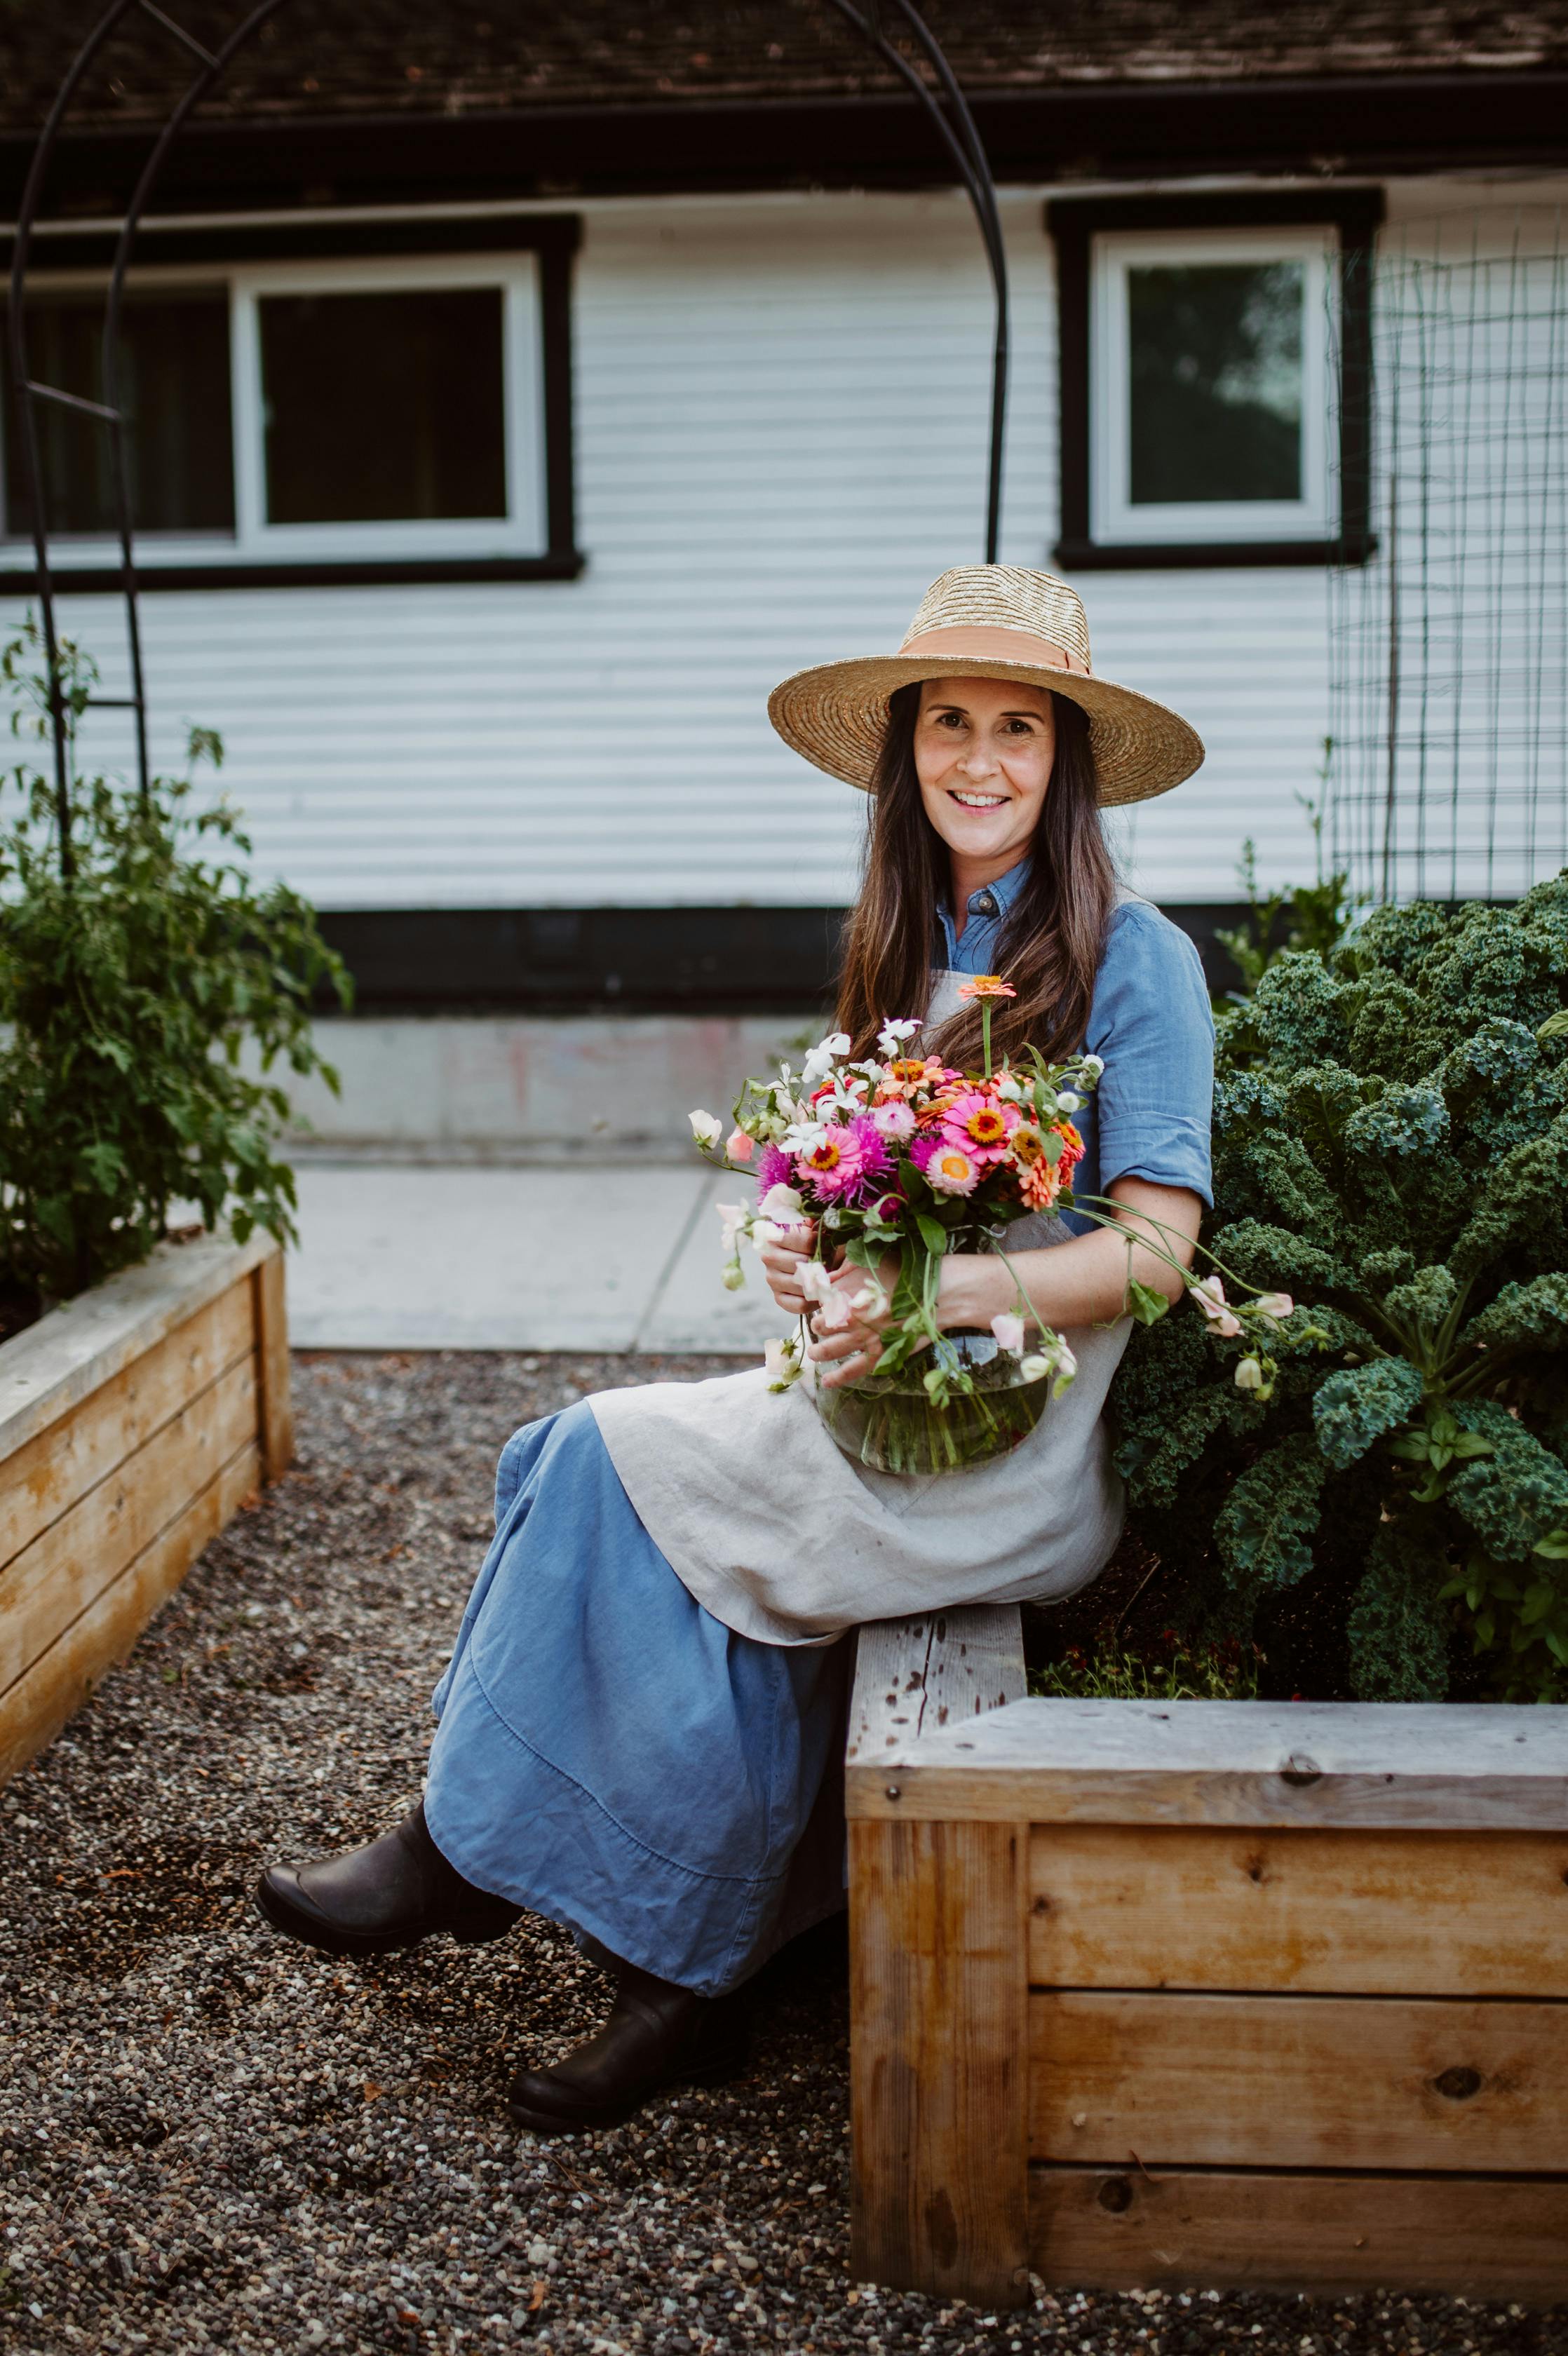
[0,622,348,1306]
[1111,872,1568,1702]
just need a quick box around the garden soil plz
[1,1351,1562,2356]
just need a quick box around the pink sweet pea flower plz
[726,1128,755,1163]
[1193,1275,1243,1339]
[990,1312,1026,1355]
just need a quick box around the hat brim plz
[767,654,1204,807]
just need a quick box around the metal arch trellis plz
[8,0,1011,872]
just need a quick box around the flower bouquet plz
[690,978,1101,1475]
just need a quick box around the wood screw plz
[1097,2177,1133,2214]
[884,1785,900,1801]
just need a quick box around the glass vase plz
[813,1329,1052,1477]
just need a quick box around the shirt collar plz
[942,855,1032,925]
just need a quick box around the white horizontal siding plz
[8,177,1562,913]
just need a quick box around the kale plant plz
[1111,874,1568,1702]
[0,622,349,1306]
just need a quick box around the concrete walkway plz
[286,1158,780,1353]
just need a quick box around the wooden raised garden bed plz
[0,1231,291,1787]
[846,1607,1568,2312]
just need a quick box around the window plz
[2,285,234,536]
[1048,192,1382,569]
[1,220,580,588]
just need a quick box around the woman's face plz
[912,676,1057,873]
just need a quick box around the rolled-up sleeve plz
[1084,903,1215,1204]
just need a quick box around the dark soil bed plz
[1,1351,1561,2355]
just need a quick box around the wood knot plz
[1279,1753,1323,1787]
[1097,2177,1134,2214]
[1433,2066,1482,2101]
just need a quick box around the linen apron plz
[589,969,1128,1646]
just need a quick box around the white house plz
[2,2,1564,1060]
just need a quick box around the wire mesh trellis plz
[1327,207,1568,905]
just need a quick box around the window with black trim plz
[1048,191,1383,570]
[0,218,581,590]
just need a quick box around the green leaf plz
[1126,1279,1170,1327]
[915,1213,949,1260]
[1215,1433,1328,1592]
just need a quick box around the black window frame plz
[1047,189,1384,571]
[0,213,583,593]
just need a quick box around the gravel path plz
[2,1350,1563,2356]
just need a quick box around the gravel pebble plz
[2,1350,1565,2356]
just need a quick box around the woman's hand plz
[806,1257,898,1388]
[757,1221,818,1318]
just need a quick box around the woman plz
[257,564,1214,2132]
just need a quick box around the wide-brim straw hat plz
[768,564,1204,807]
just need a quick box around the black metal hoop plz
[9,1,1011,850]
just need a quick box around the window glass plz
[2,287,234,536]
[259,286,506,524]
[1126,260,1304,505]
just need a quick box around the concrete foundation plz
[279,1013,817,1159]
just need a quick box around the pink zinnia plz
[940,1088,1018,1164]
[799,1125,865,1198]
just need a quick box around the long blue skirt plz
[424,1401,853,1997]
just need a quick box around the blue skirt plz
[424,1402,853,1997]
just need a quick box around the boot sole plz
[506,2047,748,2136]
[253,1873,515,1961]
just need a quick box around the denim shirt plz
[934,860,1214,1235]
[935,854,1032,974]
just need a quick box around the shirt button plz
[973,891,998,917]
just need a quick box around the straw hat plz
[768,564,1204,806]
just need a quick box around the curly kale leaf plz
[1346,1524,1452,1701]
[1465,1273,1568,1354]
[1242,949,1346,1064]
[1381,1264,1460,1336]
[1311,1356,1425,1471]
[1214,1433,1329,1593]
[1447,1113,1568,1282]
[1446,1400,1568,1560]
[1205,1219,1352,1297]
[1342,1082,1449,1160]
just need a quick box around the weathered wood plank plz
[253,1246,293,1483]
[0,1229,273,1465]
[0,1440,260,1786]
[1028,2167,1568,2301]
[846,1698,1568,1832]
[851,1816,1031,2309]
[1029,1824,1568,1997]
[1030,1990,1568,2173]
[0,1280,255,1575]
[848,1606,1025,1765]
[0,1353,259,1700]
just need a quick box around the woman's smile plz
[913,676,1057,891]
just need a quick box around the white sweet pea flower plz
[763,1336,804,1389]
[990,1312,1027,1355]
[1234,1355,1266,1391]
[688,1109,723,1148]
[1051,1339,1078,1394]
[876,1016,922,1057]
[1254,1291,1295,1322]
[1018,1352,1051,1383]
[715,1201,750,1250]
[800,1259,834,1304]
[801,1031,852,1086]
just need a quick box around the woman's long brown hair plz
[834,684,1118,1069]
